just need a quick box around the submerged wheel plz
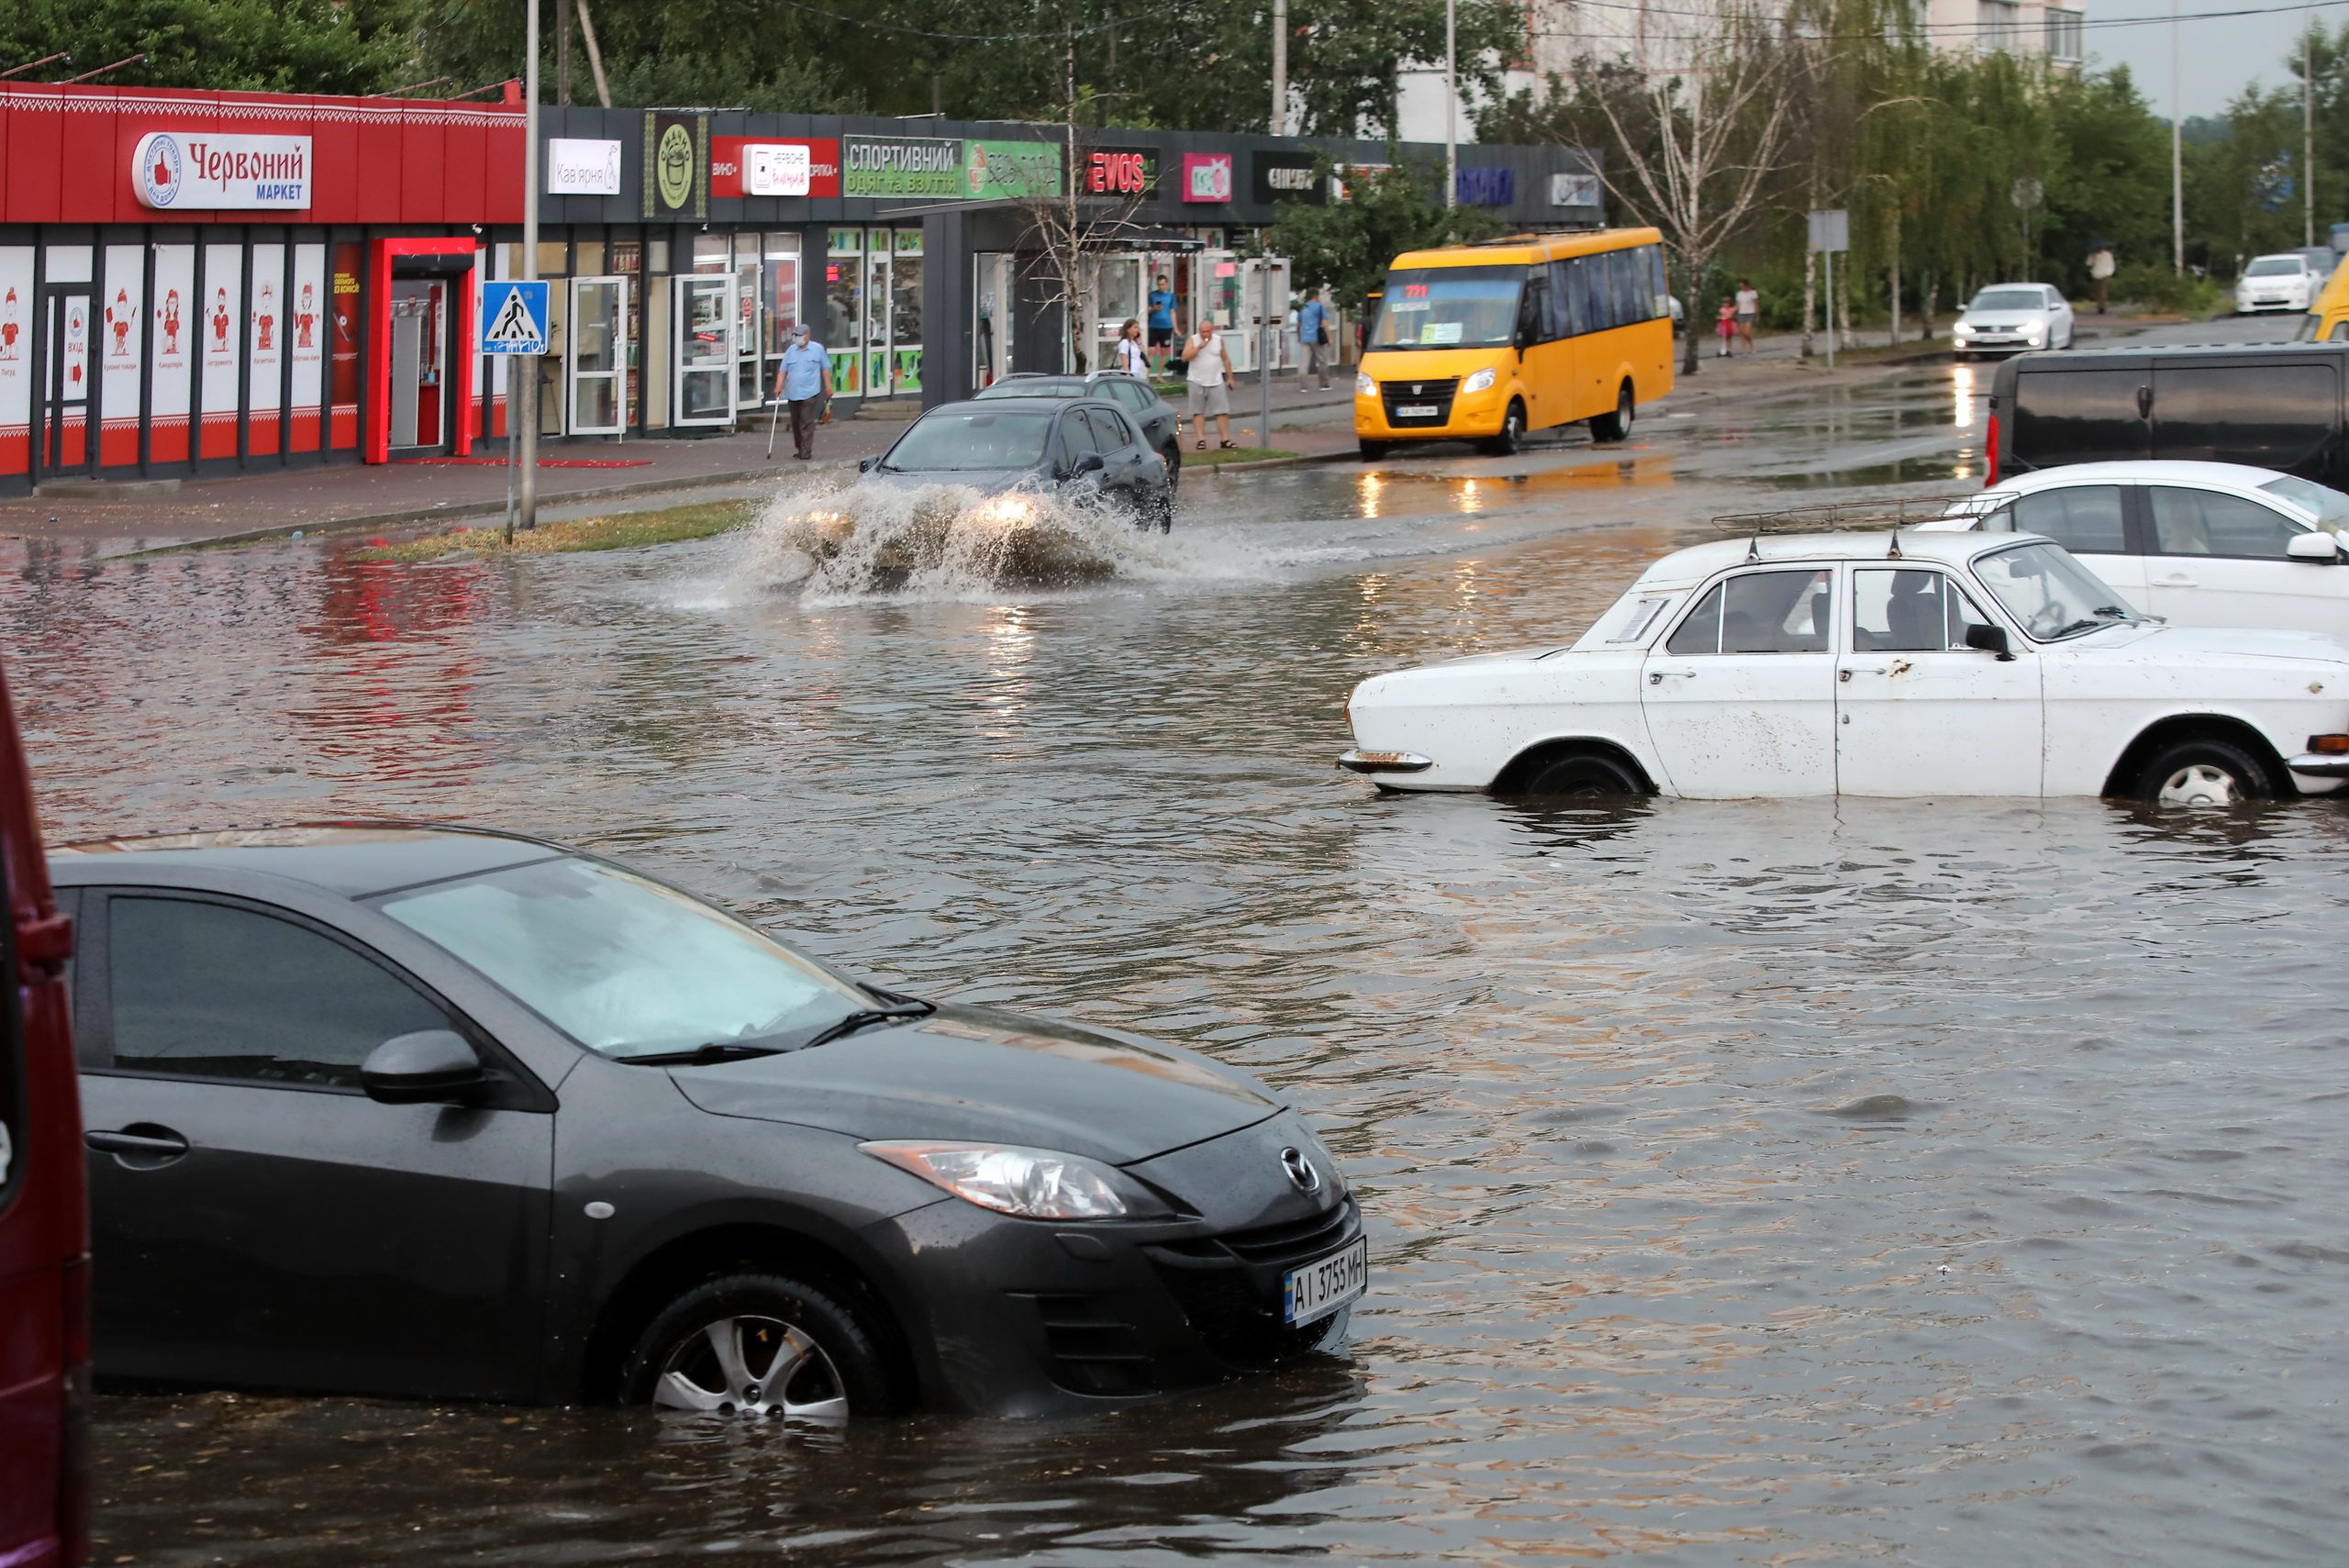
[1357,438,1390,462]
[1589,383,1634,443]
[1509,751,1644,800]
[2134,739,2275,806]
[619,1272,898,1421]
[1482,400,1527,457]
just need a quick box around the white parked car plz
[1340,531,2349,804]
[1953,284,2074,358]
[1917,462,2349,635]
[2236,252,2322,314]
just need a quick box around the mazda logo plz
[1279,1147,1320,1194]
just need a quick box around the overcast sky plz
[2085,0,2334,119]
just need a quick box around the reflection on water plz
[9,478,2349,1565]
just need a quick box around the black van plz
[1987,342,2349,487]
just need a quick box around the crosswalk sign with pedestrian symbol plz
[479,280,550,355]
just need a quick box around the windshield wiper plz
[612,1040,795,1066]
[798,995,935,1051]
[2090,605,2137,619]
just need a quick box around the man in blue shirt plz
[773,322,833,461]
[1147,274,1176,372]
[1297,288,1331,390]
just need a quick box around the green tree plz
[0,0,421,94]
[1262,153,1494,309]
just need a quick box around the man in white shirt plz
[1182,317,1236,449]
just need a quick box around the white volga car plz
[1915,462,2349,635]
[1340,531,2349,804]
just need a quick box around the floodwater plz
[9,366,2349,1565]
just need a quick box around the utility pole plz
[1444,0,1457,209]
[2172,0,2185,273]
[518,0,540,533]
[2306,5,2317,249]
[1271,0,1287,136]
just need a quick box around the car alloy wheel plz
[2136,738,2272,807]
[2155,763,2245,807]
[651,1315,849,1420]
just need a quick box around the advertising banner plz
[1251,151,1325,206]
[329,243,362,448]
[100,244,142,466]
[1331,162,1391,203]
[291,243,326,451]
[712,137,842,198]
[642,112,708,219]
[963,139,1060,200]
[133,132,312,211]
[199,243,241,458]
[1455,167,1517,206]
[148,245,193,462]
[0,248,29,477]
[1180,153,1232,204]
[1550,172,1601,208]
[1082,147,1159,199]
[547,138,623,196]
[843,136,963,199]
[248,243,285,455]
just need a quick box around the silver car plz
[1952,284,2076,358]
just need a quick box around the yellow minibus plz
[1354,228,1675,459]
[2299,254,2349,341]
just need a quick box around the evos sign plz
[133,132,312,210]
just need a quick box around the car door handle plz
[86,1126,190,1161]
[1840,667,1887,681]
[2156,572,2197,585]
[1648,670,1697,684]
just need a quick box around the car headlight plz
[2024,325,2044,344]
[1953,322,1973,339]
[979,495,1035,526]
[1355,371,1376,396]
[1461,366,1497,394]
[862,1140,1172,1221]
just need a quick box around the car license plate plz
[1283,1237,1368,1328]
[1397,404,1437,417]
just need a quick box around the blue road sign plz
[480,280,550,354]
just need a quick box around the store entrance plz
[386,279,451,453]
[29,285,95,482]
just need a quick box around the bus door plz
[1516,262,1570,431]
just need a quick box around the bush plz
[2108,261,2226,316]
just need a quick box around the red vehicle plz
[0,655,87,1568]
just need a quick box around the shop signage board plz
[1550,172,1601,208]
[1455,166,1516,206]
[712,138,842,198]
[1083,147,1158,198]
[641,112,708,219]
[1251,151,1325,206]
[1331,162,1390,203]
[547,138,623,195]
[963,139,1060,200]
[1180,153,1232,204]
[131,132,312,210]
[843,136,963,199]
[479,280,550,355]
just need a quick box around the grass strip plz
[1185,445,1301,467]
[349,500,757,563]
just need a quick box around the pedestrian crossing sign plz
[479,280,550,354]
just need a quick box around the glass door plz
[863,228,892,398]
[672,273,735,427]
[973,252,1013,389]
[34,286,95,478]
[568,276,628,436]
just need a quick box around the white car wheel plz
[2155,763,2243,806]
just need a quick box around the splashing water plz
[728,478,1212,604]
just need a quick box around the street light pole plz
[2306,4,2317,249]
[2171,0,2184,274]
[1271,0,1286,137]
[518,0,541,533]
[1444,0,1458,210]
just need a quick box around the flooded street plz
[10,360,2348,1565]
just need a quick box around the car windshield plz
[1970,540,2141,641]
[375,856,871,1058]
[974,380,1085,399]
[2246,257,2304,277]
[1370,265,1521,350]
[883,410,1052,472]
[1969,289,2046,313]
[2259,473,2349,528]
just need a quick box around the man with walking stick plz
[773,322,832,461]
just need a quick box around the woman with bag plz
[1115,317,1151,378]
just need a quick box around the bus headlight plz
[1461,367,1497,394]
[1355,371,1376,396]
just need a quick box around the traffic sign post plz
[480,281,550,354]
[1808,208,1850,369]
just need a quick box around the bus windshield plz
[1370,265,1521,350]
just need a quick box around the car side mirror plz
[1964,622,2014,660]
[1074,452,1108,474]
[2287,531,2342,562]
[362,1029,487,1106]
[858,457,876,473]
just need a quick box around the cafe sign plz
[133,132,312,210]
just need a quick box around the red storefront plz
[0,85,523,491]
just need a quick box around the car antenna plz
[1887,527,1903,560]
[1745,519,1763,563]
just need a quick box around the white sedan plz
[2236,252,2321,314]
[1918,461,2349,635]
[1952,284,2074,358]
[1339,530,2349,804]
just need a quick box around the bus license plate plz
[1283,1237,1368,1328]
[1397,404,1437,417]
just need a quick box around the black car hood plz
[668,1003,1279,1163]
[853,467,1034,497]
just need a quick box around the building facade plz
[0,85,1603,493]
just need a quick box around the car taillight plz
[59,1256,90,1566]
[1985,411,1999,488]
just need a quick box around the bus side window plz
[1579,258,1616,333]
[1604,250,1637,327]
[1519,272,1550,346]
[1644,245,1669,319]
[1553,261,1586,338]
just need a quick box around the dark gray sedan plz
[976,372,1182,489]
[860,395,1174,531]
[57,824,1363,1418]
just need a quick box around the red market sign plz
[711,137,841,199]
[132,131,312,210]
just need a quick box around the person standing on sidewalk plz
[774,323,832,462]
[1115,317,1151,378]
[1182,317,1237,450]
[1715,297,1737,358]
[1297,288,1332,390]
[2088,245,2115,314]
[1734,279,1759,355]
[1147,274,1177,372]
